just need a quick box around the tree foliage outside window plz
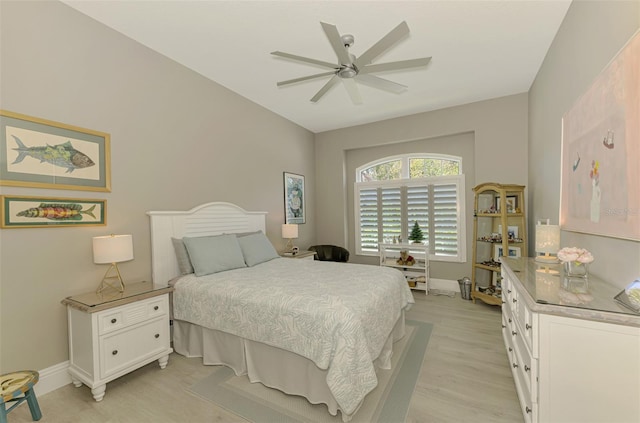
[409,158,460,178]
[359,160,401,181]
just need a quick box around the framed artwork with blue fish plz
[0,195,106,228]
[0,110,111,192]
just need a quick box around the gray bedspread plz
[172,258,414,415]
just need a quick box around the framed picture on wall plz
[0,110,111,192]
[284,172,305,224]
[1,195,106,228]
[559,31,639,240]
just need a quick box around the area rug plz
[187,320,432,423]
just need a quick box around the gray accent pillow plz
[183,234,247,276]
[171,237,194,275]
[237,231,280,267]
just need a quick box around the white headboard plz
[147,202,267,287]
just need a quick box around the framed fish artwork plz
[0,195,106,228]
[0,110,111,192]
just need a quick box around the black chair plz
[308,245,350,262]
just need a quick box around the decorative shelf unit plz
[471,183,527,305]
[379,242,429,294]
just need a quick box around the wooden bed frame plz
[147,201,267,287]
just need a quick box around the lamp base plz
[285,238,296,253]
[535,253,559,264]
[96,263,126,294]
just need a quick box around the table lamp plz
[93,234,134,293]
[535,219,560,263]
[281,223,298,253]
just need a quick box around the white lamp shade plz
[535,224,560,254]
[93,234,134,264]
[281,224,298,239]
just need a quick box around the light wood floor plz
[10,293,523,423]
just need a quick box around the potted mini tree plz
[409,221,425,244]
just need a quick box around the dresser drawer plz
[98,296,168,335]
[100,317,168,379]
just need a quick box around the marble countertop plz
[501,258,640,328]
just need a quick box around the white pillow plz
[183,234,247,276]
[237,232,279,266]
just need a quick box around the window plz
[355,154,466,262]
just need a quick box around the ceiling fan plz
[271,21,431,104]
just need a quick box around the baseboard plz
[34,361,72,396]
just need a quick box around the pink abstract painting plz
[560,31,639,240]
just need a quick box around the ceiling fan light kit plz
[272,21,431,104]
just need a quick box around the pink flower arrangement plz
[557,247,594,264]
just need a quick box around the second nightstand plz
[281,250,317,260]
[61,281,173,401]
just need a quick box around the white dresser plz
[62,281,174,401]
[500,258,640,423]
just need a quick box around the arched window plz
[355,154,466,262]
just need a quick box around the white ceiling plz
[62,0,571,133]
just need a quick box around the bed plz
[147,202,414,421]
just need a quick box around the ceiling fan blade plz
[359,57,431,74]
[342,79,363,105]
[355,21,410,68]
[271,51,338,69]
[320,22,352,65]
[311,75,340,102]
[276,71,337,87]
[356,74,407,94]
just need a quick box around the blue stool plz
[0,371,42,423]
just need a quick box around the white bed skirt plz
[173,311,406,422]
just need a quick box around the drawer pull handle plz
[525,365,530,372]
[111,318,117,324]
[512,331,517,336]
[525,323,531,330]
[526,407,532,414]
[508,318,512,323]
[154,306,159,311]
[502,301,505,305]
[508,347,513,352]
[512,298,517,303]
[155,334,160,339]
[508,289,512,294]
[512,363,518,369]
[112,350,118,356]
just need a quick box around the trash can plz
[458,277,472,300]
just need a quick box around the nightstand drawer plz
[100,317,168,379]
[98,296,168,335]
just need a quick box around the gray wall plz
[0,1,315,372]
[315,94,529,281]
[528,0,639,288]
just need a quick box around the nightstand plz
[61,281,173,401]
[281,250,317,260]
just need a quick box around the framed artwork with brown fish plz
[0,110,111,192]
[0,195,106,228]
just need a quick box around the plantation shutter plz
[407,185,430,243]
[355,174,464,261]
[433,182,459,256]
[381,187,402,242]
[358,187,379,253]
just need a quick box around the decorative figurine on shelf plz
[409,221,425,244]
[396,250,415,266]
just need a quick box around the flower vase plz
[564,261,589,279]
